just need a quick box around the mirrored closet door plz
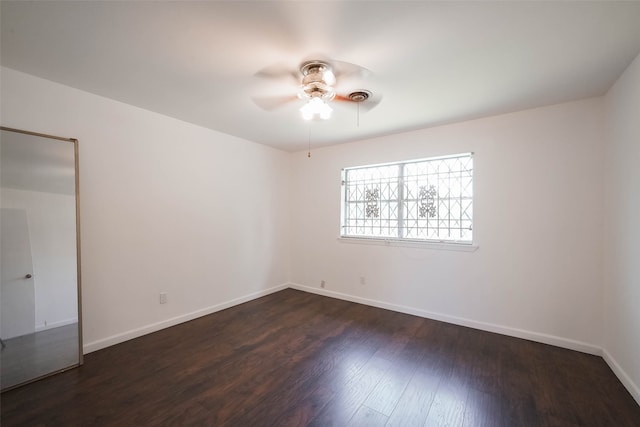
[0,126,82,391]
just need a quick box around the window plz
[340,153,473,244]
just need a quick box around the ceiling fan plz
[253,57,382,121]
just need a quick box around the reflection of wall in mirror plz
[1,188,78,331]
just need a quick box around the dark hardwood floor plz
[1,289,639,426]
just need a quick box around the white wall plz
[290,98,604,353]
[1,67,291,352]
[1,188,78,330]
[603,53,640,403]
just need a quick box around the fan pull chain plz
[307,125,311,158]
[357,101,360,127]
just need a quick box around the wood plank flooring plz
[1,289,639,426]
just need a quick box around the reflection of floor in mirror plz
[0,323,79,391]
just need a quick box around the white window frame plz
[340,152,474,248]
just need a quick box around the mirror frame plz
[0,126,83,391]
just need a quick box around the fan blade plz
[252,95,298,111]
[332,59,372,81]
[255,62,299,85]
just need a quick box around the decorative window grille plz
[341,153,473,243]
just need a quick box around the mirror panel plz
[0,126,82,391]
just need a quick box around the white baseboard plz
[83,283,288,354]
[602,349,640,406]
[288,282,602,356]
[35,317,78,332]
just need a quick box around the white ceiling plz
[2,1,640,152]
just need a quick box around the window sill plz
[337,237,478,252]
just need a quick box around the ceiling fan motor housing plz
[299,61,336,101]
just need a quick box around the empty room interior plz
[1,1,640,425]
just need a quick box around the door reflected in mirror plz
[1,127,82,391]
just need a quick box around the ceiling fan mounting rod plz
[300,60,332,76]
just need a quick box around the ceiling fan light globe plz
[319,103,333,120]
[300,97,332,121]
[301,108,313,121]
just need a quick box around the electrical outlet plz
[360,276,366,285]
[159,292,167,304]
[320,280,326,288]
